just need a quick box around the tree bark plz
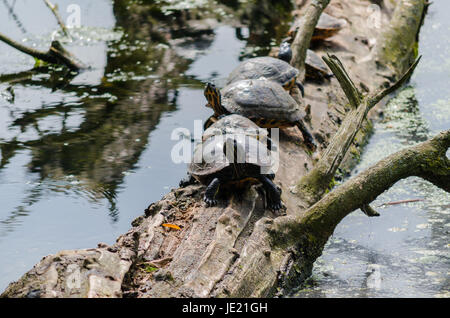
[43,0,70,37]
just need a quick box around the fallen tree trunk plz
[1,0,433,298]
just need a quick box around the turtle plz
[225,55,304,98]
[203,79,317,150]
[188,114,282,210]
[305,49,332,80]
[278,41,331,80]
[288,12,346,41]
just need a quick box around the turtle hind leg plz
[204,177,221,207]
[258,175,283,212]
[295,121,317,151]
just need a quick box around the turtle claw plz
[179,175,196,187]
[268,200,285,214]
[204,196,218,207]
[305,139,317,152]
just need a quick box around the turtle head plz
[223,137,245,164]
[278,41,292,63]
[204,83,227,116]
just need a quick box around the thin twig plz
[378,199,424,207]
[43,0,69,37]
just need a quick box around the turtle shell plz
[189,115,274,179]
[305,49,330,78]
[288,13,346,40]
[317,12,346,31]
[202,114,268,141]
[221,79,305,124]
[226,56,299,88]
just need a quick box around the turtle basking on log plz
[203,79,317,150]
[189,114,282,211]
[278,42,331,80]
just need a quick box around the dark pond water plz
[0,0,292,291]
[295,1,450,298]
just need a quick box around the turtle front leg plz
[296,82,305,97]
[258,175,282,212]
[204,115,218,130]
[204,177,221,207]
[296,121,317,151]
[179,174,196,187]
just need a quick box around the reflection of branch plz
[43,0,69,37]
[0,32,85,70]
[2,0,27,34]
[0,183,43,239]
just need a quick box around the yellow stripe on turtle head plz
[283,78,296,92]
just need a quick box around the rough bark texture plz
[1,0,433,298]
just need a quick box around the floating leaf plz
[162,223,181,230]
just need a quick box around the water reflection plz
[0,2,199,230]
[222,0,293,58]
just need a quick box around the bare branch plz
[369,56,422,108]
[43,0,69,37]
[290,0,330,81]
[0,32,86,70]
[361,204,380,217]
[322,54,361,108]
[295,55,422,206]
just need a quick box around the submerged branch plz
[0,32,85,70]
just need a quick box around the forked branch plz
[278,129,450,243]
[294,54,422,206]
[0,32,85,70]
